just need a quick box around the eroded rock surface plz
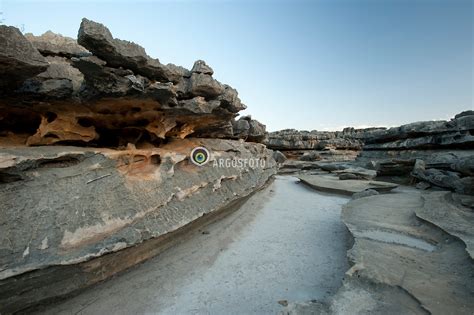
[298,174,397,195]
[0,139,276,313]
[0,25,48,90]
[417,191,474,259]
[339,193,474,315]
[0,19,267,147]
[0,18,276,314]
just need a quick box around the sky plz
[1,0,472,131]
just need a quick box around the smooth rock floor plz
[37,176,349,315]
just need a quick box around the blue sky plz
[1,0,472,131]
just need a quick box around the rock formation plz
[0,19,277,313]
[1,19,267,148]
[267,112,474,194]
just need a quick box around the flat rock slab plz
[341,193,474,315]
[417,191,474,259]
[298,174,397,195]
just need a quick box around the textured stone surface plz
[0,18,264,146]
[298,174,397,195]
[77,18,178,82]
[0,139,277,313]
[417,191,474,259]
[25,31,90,58]
[0,25,48,91]
[341,193,474,315]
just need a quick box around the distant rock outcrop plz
[267,113,474,194]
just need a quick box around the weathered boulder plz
[0,25,48,91]
[18,56,84,98]
[299,151,321,161]
[187,72,224,98]
[77,18,179,82]
[191,59,213,75]
[272,150,287,163]
[412,168,474,195]
[25,31,90,58]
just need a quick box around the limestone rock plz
[191,59,213,75]
[417,191,474,259]
[341,193,474,315]
[187,72,224,98]
[18,56,84,98]
[0,139,277,313]
[298,174,397,195]
[412,168,474,195]
[77,18,179,82]
[25,31,90,58]
[0,25,48,91]
[299,151,321,161]
[352,189,379,199]
[272,150,287,163]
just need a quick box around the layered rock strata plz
[0,19,277,313]
[1,19,266,148]
[268,112,474,194]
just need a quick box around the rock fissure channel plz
[31,176,351,314]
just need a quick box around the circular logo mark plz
[190,146,210,166]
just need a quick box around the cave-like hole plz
[77,117,95,128]
[150,154,161,165]
[37,156,81,168]
[135,119,150,127]
[0,109,41,134]
[0,172,23,184]
[45,112,57,123]
[44,133,59,139]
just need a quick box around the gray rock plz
[187,72,224,98]
[352,189,379,199]
[417,191,474,259]
[415,181,431,190]
[450,156,474,176]
[217,85,246,113]
[191,59,213,75]
[412,168,474,195]
[25,31,90,58]
[339,173,361,180]
[334,167,377,180]
[342,193,474,315]
[454,110,474,119]
[19,56,84,98]
[0,140,277,313]
[299,174,397,195]
[272,150,287,163]
[77,18,179,82]
[176,97,220,114]
[71,55,135,97]
[247,118,267,142]
[0,25,48,91]
[232,118,250,138]
[299,151,321,161]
